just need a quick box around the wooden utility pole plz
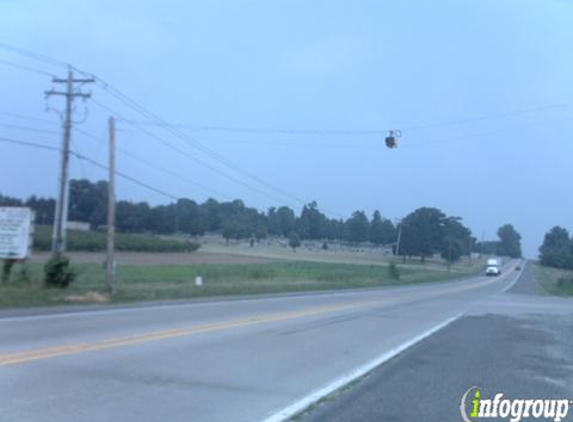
[468,236,473,266]
[106,117,116,294]
[447,238,452,272]
[395,220,402,257]
[46,71,94,255]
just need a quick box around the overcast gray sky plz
[1,0,572,257]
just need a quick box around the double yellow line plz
[0,301,371,367]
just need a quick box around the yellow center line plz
[0,267,517,367]
[0,301,374,367]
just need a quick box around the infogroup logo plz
[460,387,571,422]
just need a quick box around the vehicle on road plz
[485,258,501,276]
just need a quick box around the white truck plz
[485,258,501,276]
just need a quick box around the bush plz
[556,276,573,293]
[2,259,16,282]
[44,254,76,288]
[388,262,401,280]
[288,232,301,251]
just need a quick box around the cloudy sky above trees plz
[1,0,572,257]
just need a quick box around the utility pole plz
[447,238,452,272]
[46,70,94,255]
[468,236,473,266]
[395,219,403,263]
[106,117,116,294]
[395,224,402,256]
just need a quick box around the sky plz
[0,0,572,257]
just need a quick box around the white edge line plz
[259,312,464,422]
[501,260,526,293]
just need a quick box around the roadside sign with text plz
[0,207,34,260]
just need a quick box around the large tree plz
[298,201,327,240]
[176,198,208,236]
[400,207,446,262]
[345,211,370,243]
[268,206,296,237]
[68,179,108,228]
[369,210,396,245]
[440,217,472,263]
[25,196,55,225]
[497,224,522,258]
[539,226,573,269]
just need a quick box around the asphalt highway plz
[298,262,573,422]
[0,260,526,422]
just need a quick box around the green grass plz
[0,260,483,309]
[33,225,200,253]
[532,262,573,296]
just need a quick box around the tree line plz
[0,179,397,245]
[1,178,522,262]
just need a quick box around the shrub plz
[288,232,301,251]
[249,269,276,280]
[2,259,16,282]
[44,254,76,288]
[388,262,401,280]
[556,276,573,293]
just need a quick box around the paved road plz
[0,261,523,422]
[298,262,573,422]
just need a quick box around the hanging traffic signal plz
[385,130,401,149]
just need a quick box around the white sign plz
[0,207,33,259]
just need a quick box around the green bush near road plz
[44,254,76,288]
[33,225,200,253]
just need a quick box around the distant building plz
[67,221,90,231]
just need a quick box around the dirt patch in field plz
[30,251,284,266]
[62,291,109,303]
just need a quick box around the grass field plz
[0,259,484,309]
[531,262,573,296]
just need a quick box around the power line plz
[90,98,305,210]
[0,42,70,68]
[70,150,179,201]
[119,119,391,136]
[0,110,60,125]
[119,102,573,136]
[0,136,59,152]
[0,58,56,77]
[94,86,339,215]
[400,101,573,131]
[185,115,573,150]
[73,126,234,201]
[402,115,573,149]
[0,32,341,215]
[2,40,573,137]
[0,122,59,135]
[0,135,179,201]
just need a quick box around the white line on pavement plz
[259,312,464,422]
